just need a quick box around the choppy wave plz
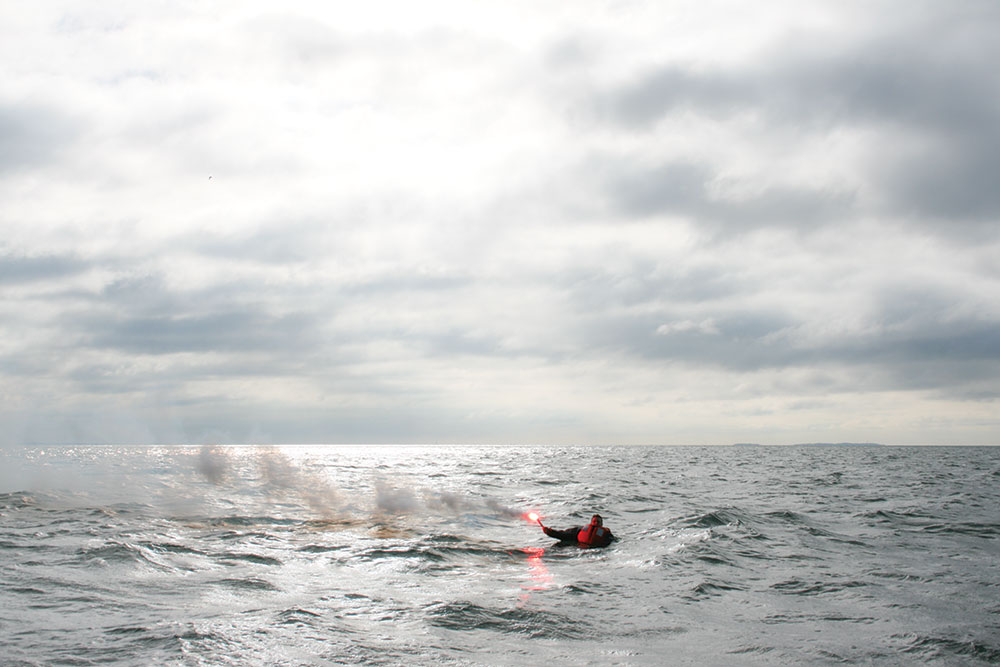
[2,445,999,665]
[426,600,591,639]
[897,633,1000,662]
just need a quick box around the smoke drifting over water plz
[197,446,228,484]
[3,445,1000,665]
[196,445,525,525]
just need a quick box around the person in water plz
[538,514,615,548]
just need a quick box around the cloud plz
[589,2,1000,229]
[656,320,720,336]
[82,310,320,356]
[1,1,999,445]
[0,251,89,284]
[602,159,854,231]
[0,103,80,173]
[880,133,1000,226]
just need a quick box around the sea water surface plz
[1,445,998,665]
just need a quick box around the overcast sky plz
[2,0,999,445]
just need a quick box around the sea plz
[1,445,998,666]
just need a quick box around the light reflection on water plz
[1,445,999,665]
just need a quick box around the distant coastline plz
[793,442,884,447]
[729,442,884,447]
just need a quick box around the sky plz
[2,0,999,446]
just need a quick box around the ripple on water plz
[425,601,590,640]
[215,577,280,592]
[277,608,323,627]
[218,551,283,566]
[896,633,1000,663]
[3,444,999,666]
[687,578,743,599]
[769,578,869,597]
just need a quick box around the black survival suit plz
[542,521,615,547]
